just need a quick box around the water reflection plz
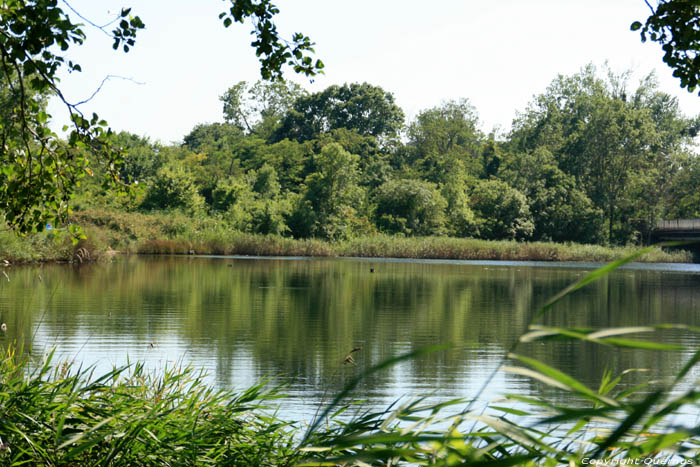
[1,256,699,420]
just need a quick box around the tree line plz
[58,64,700,245]
[3,1,700,242]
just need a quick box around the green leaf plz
[489,405,531,416]
[590,391,663,459]
[507,354,619,407]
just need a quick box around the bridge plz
[651,219,700,242]
[650,220,700,262]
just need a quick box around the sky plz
[46,0,700,145]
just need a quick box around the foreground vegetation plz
[2,252,700,465]
[0,209,692,264]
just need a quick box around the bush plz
[141,164,205,214]
[374,178,447,236]
[470,179,534,240]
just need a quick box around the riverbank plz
[0,208,693,264]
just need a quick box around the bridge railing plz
[656,219,700,231]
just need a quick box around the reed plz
[139,232,691,264]
[2,210,691,264]
[0,347,302,466]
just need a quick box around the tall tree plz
[562,93,656,242]
[289,143,365,239]
[275,82,405,143]
[667,152,700,219]
[509,64,697,243]
[220,79,306,138]
[499,147,603,243]
[407,99,482,183]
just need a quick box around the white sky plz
[46,0,700,145]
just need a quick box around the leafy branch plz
[632,0,700,93]
[219,0,325,80]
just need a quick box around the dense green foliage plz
[1,2,698,248]
[0,1,138,233]
[2,1,699,249]
[275,82,405,143]
[65,65,700,248]
[0,0,321,234]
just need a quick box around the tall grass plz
[339,235,691,263]
[0,223,100,263]
[3,209,692,263]
[136,232,691,263]
[292,327,700,465]
[0,347,303,466]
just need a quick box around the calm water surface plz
[1,256,699,422]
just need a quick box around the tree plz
[316,128,380,164]
[275,82,405,143]
[112,132,164,184]
[667,153,700,219]
[0,3,145,233]
[509,64,605,176]
[407,99,482,183]
[469,179,534,241]
[499,148,603,243]
[0,0,322,234]
[315,128,393,188]
[289,143,365,239]
[258,138,315,191]
[509,64,696,243]
[182,123,248,187]
[211,167,290,235]
[211,173,255,212]
[572,94,657,242]
[141,162,205,214]
[220,79,306,138]
[253,163,281,199]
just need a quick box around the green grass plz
[2,209,691,264]
[4,335,699,465]
[0,226,84,263]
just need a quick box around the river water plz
[1,256,699,423]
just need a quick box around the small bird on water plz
[343,347,362,365]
